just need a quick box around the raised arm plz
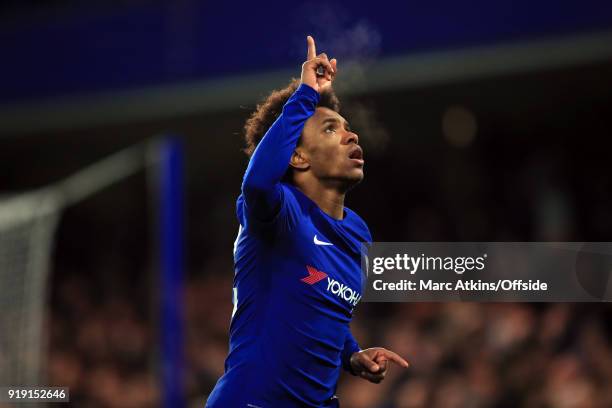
[241,36,337,221]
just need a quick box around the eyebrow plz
[320,117,350,129]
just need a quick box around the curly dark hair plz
[243,78,341,156]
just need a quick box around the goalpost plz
[0,138,185,407]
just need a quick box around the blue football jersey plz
[206,84,371,408]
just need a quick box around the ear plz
[289,149,310,170]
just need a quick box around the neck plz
[295,180,346,220]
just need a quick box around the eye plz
[325,125,336,134]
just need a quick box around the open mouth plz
[348,146,364,164]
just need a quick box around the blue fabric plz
[341,332,361,375]
[206,83,371,408]
[160,138,185,408]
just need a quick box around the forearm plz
[341,330,361,374]
[241,83,319,219]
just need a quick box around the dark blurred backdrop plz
[1,1,612,407]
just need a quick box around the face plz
[294,107,364,189]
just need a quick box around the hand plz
[350,347,409,384]
[300,35,337,93]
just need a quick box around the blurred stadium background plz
[1,1,612,407]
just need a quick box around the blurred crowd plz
[48,274,158,408]
[48,267,612,408]
[338,302,612,408]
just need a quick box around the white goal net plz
[0,142,155,389]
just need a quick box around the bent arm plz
[241,84,319,221]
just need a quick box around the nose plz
[344,131,359,145]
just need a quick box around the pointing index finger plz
[307,35,316,60]
[380,349,409,368]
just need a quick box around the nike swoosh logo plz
[314,235,333,246]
